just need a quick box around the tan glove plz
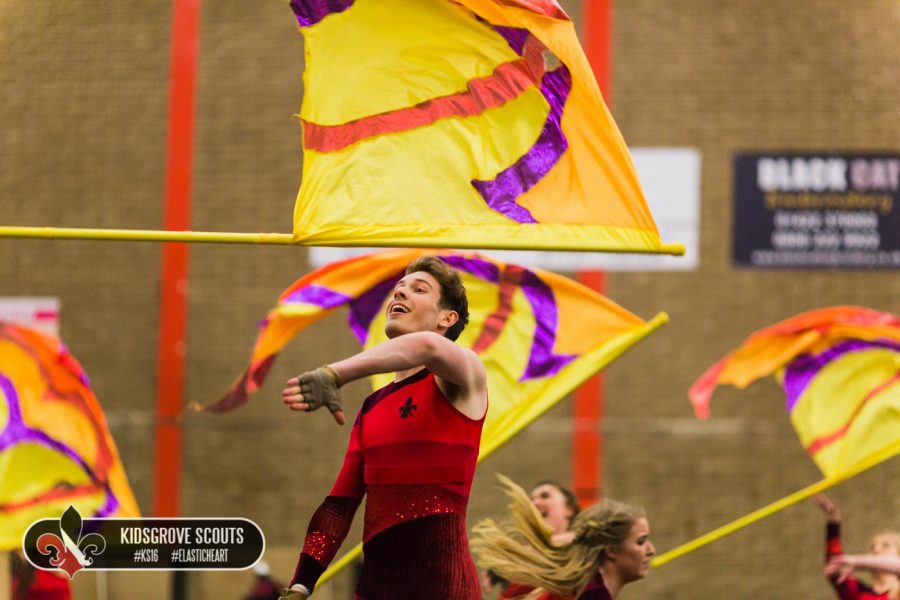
[278,587,309,600]
[297,365,343,422]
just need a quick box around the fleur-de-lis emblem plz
[399,397,417,419]
[35,506,106,579]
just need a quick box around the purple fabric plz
[782,339,900,413]
[289,0,354,27]
[428,256,575,380]
[471,65,572,223]
[518,270,576,379]
[493,25,530,55]
[348,276,403,344]
[0,374,119,515]
[437,255,501,284]
[283,284,353,309]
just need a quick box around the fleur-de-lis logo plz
[399,397,417,419]
[35,506,106,579]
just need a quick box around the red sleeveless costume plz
[290,369,484,599]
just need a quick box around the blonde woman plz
[814,494,900,600]
[472,475,654,600]
[489,481,582,599]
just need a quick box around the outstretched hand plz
[813,494,842,523]
[824,555,854,584]
[282,366,345,425]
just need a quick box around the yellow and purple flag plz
[0,322,140,550]
[287,0,679,254]
[212,249,665,458]
[689,306,900,478]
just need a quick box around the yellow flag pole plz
[0,226,686,255]
[651,439,900,568]
[316,313,670,587]
[0,226,295,244]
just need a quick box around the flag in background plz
[689,306,900,478]
[287,0,679,254]
[212,248,666,459]
[0,322,140,550]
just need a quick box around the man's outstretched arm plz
[283,331,487,422]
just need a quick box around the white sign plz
[309,147,700,272]
[0,297,60,336]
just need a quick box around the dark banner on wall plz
[733,153,899,268]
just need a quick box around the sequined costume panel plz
[363,484,467,542]
[292,495,362,589]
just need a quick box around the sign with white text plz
[733,153,899,269]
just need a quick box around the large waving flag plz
[287,0,681,254]
[212,249,665,457]
[0,322,140,550]
[689,306,900,478]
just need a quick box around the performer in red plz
[279,256,488,600]
[814,494,900,600]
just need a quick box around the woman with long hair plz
[472,475,654,599]
[489,480,582,599]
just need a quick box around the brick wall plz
[1,1,897,598]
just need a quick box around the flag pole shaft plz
[0,226,686,255]
[0,226,295,244]
[651,440,900,568]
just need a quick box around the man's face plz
[384,271,457,338]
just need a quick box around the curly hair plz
[405,256,469,341]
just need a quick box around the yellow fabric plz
[222,250,666,448]
[0,324,140,550]
[689,306,899,480]
[301,0,520,124]
[291,0,669,253]
[790,349,900,477]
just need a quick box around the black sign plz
[733,153,900,268]
[23,506,264,579]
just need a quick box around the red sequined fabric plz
[300,531,333,564]
[363,484,467,542]
[292,495,362,587]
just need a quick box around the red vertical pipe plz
[572,0,613,508]
[584,0,614,105]
[153,0,200,518]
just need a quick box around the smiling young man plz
[280,256,488,600]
